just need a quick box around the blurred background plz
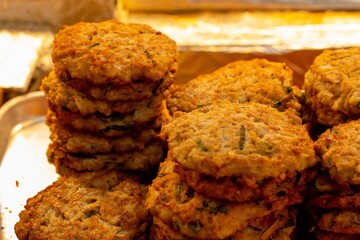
[0,0,360,106]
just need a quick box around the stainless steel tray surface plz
[0,91,58,240]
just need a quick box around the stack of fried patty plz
[41,20,178,173]
[146,102,318,240]
[308,119,360,240]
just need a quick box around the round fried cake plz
[150,208,295,240]
[49,101,167,136]
[61,62,177,102]
[178,160,316,204]
[47,140,166,172]
[160,102,316,180]
[145,158,287,240]
[49,120,158,154]
[315,229,360,240]
[167,58,303,116]
[303,47,360,126]
[41,71,167,116]
[315,119,360,185]
[316,209,360,235]
[14,171,149,240]
[52,20,178,85]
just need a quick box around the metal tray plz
[0,91,58,240]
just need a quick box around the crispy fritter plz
[145,158,287,240]
[49,101,167,136]
[315,230,360,240]
[150,208,294,240]
[315,119,360,185]
[49,120,158,154]
[47,140,166,171]
[311,192,360,209]
[61,62,177,102]
[52,20,178,85]
[178,162,316,205]
[303,47,360,126]
[316,209,360,234]
[41,71,167,116]
[160,102,316,179]
[14,171,149,240]
[167,58,303,116]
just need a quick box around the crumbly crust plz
[160,102,316,179]
[14,171,149,240]
[303,47,360,126]
[315,119,360,185]
[167,58,302,116]
[52,20,178,85]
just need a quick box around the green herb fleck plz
[196,140,209,152]
[89,42,100,48]
[248,225,262,232]
[188,220,203,232]
[357,102,360,109]
[274,101,282,108]
[239,126,246,150]
[196,105,205,109]
[286,87,293,93]
[84,210,97,218]
[196,201,228,215]
[152,78,164,94]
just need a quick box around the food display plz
[41,20,178,174]
[0,12,358,240]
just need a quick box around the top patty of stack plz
[52,20,178,86]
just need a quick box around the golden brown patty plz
[311,192,360,209]
[61,62,177,102]
[145,158,285,240]
[316,209,360,234]
[315,119,360,185]
[41,70,167,116]
[160,102,316,180]
[303,47,360,126]
[178,162,316,205]
[49,102,166,136]
[47,140,166,171]
[52,20,178,85]
[167,58,303,116]
[315,229,360,240]
[49,120,158,154]
[150,208,295,240]
[14,171,149,240]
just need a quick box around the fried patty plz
[47,140,166,171]
[150,208,294,240]
[49,120,158,154]
[316,209,360,234]
[315,119,360,185]
[145,158,287,239]
[52,20,178,85]
[178,161,316,205]
[49,102,166,136]
[160,102,316,179]
[61,62,177,102]
[41,71,167,116]
[302,47,360,126]
[167,58,303,116]
[315,229,360,240]
[14,171,149,240]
